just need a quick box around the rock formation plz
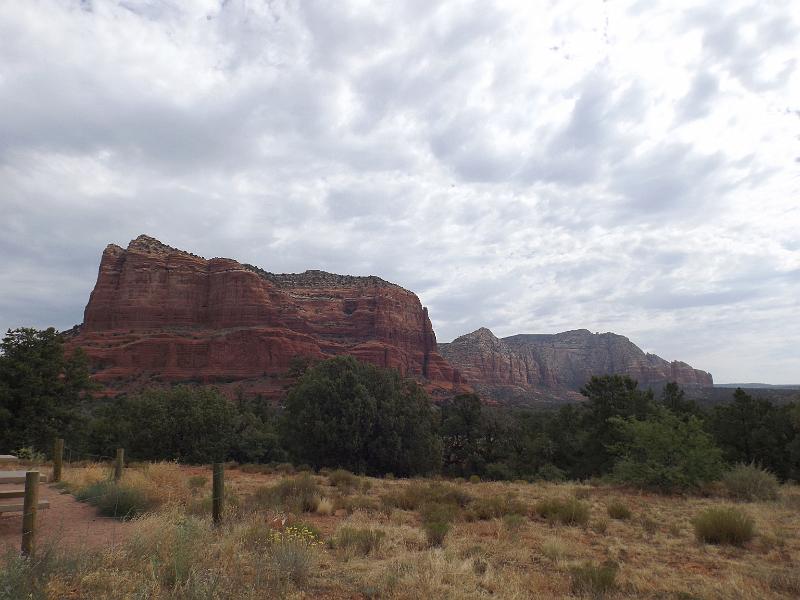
[70,235,461,398]
[438,327,712,405]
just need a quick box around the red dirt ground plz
[0,479,134,556]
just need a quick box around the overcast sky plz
[1,0,799,383]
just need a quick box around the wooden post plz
[52,438,64,483]
[114,448,124,482]
[212,462,224,527]
[21,471,39,557]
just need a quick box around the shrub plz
[484,462,514,481]
[467,494,526,520]
[252,474,320,513]
[693,506,755,546]
[606,500,632,520]
[592,518,609,534]
[423,520,450,547]
[332,527,385,556]
[639,516,658,535]
[328,469,359,491]
[187,475,208,492]
[573,486,591,500]
[268,524,323,585]
[316,497,334,515]
[534,497,590,526]
[502,513,526,537]
[339,495,380,514]
[380,482,471,511]
[74,480,154,519]
[536,463,566,482]
[469,475,481,484]
[722,463,779,501]
[570,560,618,597]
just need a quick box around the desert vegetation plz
[2,462,799,598]
[2,327,800,597]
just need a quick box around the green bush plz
[423,520,450,547]
[534,497,590,526]
[74,480,153,520]
[693,506,755,546]
[332,527,385,556]
[606,500,632,520]
[484,462,514,481]
[252,474,320,513]
[722,463,779,502]
[468,474,481,484]
[610,408,723,493]
[570,560,618,597]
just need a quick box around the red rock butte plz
[69,235,462,398]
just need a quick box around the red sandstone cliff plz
[438,327,712,405]
[71,235,461,398]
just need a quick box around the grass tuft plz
[534,497,590,526]
[693,506,755,546]
[722,463,779,501]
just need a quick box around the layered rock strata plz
[70,235,461,397]
[438,327,712,404]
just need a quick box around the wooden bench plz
[0,471,48,485]
[0,455,19,462]
[0,500,50,515]
[0,489,25,500]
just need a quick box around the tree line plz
[2,327,799,491]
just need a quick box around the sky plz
[1,0,799,384]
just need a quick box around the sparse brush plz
[573,486,591,499]
[607,499,632,520]
[332,527,385,556]
[467,493,526,520]
[74,480,154,519]
[252,473,320,513]
[570,560,618,598]
[188,475,208,491]
[722,463,779,501]
[328,468,359,491]
[693,506,755,546]
[339,494,380,514]
[534,497,590,526]
[380,482,471,512]
[502,513,526,537]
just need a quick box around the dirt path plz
[0,482,134,555]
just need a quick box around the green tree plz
[610,407,723,492]
[660,381,700,416]
[282,355,441,475]
[709,388,796,479]
[440,393,484,476]
[88,386,235,463]
[578,375,656,476]
[0,327,93,453]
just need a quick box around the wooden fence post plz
[21,471,39,557]
[212,462,224,527]
[52,438,64,483]
[114,448,124,482]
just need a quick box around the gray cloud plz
[0,0,799,383]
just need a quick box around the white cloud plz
[0,0,799,383]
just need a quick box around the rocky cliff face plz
[71,235,461,398]
[438,327,712,405]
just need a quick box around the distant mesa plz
[69,235,712,405]
[438,327,712,405]
[70,234,461,399]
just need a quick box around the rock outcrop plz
[438,327,712,405]
[70,235,461,398]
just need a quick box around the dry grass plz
[7,465,800,599]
